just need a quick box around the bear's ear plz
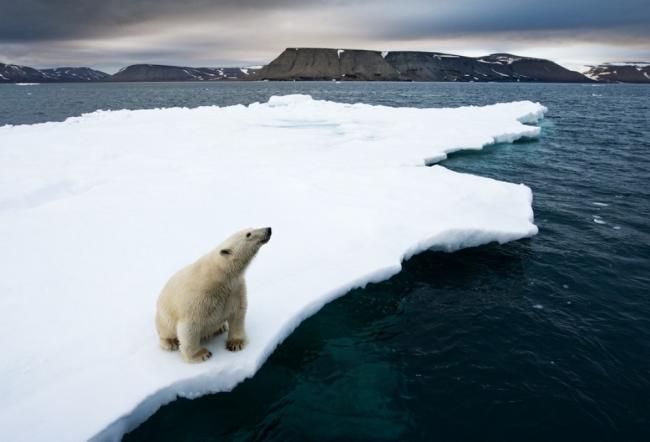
[220,249,232,256]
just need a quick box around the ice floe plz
[0,95,545,441]
[593,215,607,224]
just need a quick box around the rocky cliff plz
[253,48,590,82]
[253,48,401,81]
[584,63,650,83]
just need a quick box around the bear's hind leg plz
[178,321,212,363]
[156,311,179,351]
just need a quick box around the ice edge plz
[0,95,546,441]
[89,104,544,442]
[92,227,537,442]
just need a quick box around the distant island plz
[2,48,649,83]
[254,49,589,82]
[110,64,257,82]
[0,64,110,83]
[583,62,650,83]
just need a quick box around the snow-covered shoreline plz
[0,95,546,441]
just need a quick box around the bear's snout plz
[260,227,272,244]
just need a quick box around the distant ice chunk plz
[0,95,546,441]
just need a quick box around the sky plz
[0,0,648,74]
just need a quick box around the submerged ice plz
[0,95,546,441]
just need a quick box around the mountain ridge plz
[583,62,650,83]
[3,50,649,83]
[109,64,259,81]
[0,63,109,82]
[254,48,590,82]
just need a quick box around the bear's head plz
[218,227,272,273]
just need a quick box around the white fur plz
[155,227,271,362]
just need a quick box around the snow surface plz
[603,61,650,67]
[0,95,546,441]
[181,69,197,79]
[494,55,521,64]
[491,69,511,78]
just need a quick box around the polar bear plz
[155,227,272,363]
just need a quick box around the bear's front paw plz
[226,339,246,352]
[190,348,213,362]
[160,338,179,351]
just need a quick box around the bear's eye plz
[246,232,251,238]
[220,249,232,256]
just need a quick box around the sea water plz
[1,82,649,441]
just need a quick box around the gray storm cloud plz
[0,0,648,71]
[2,0,648,41]
[368,0,649,36]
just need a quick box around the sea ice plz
[593,215,606,224]
[0,95,545,441]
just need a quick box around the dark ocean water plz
[2,82,649,441]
